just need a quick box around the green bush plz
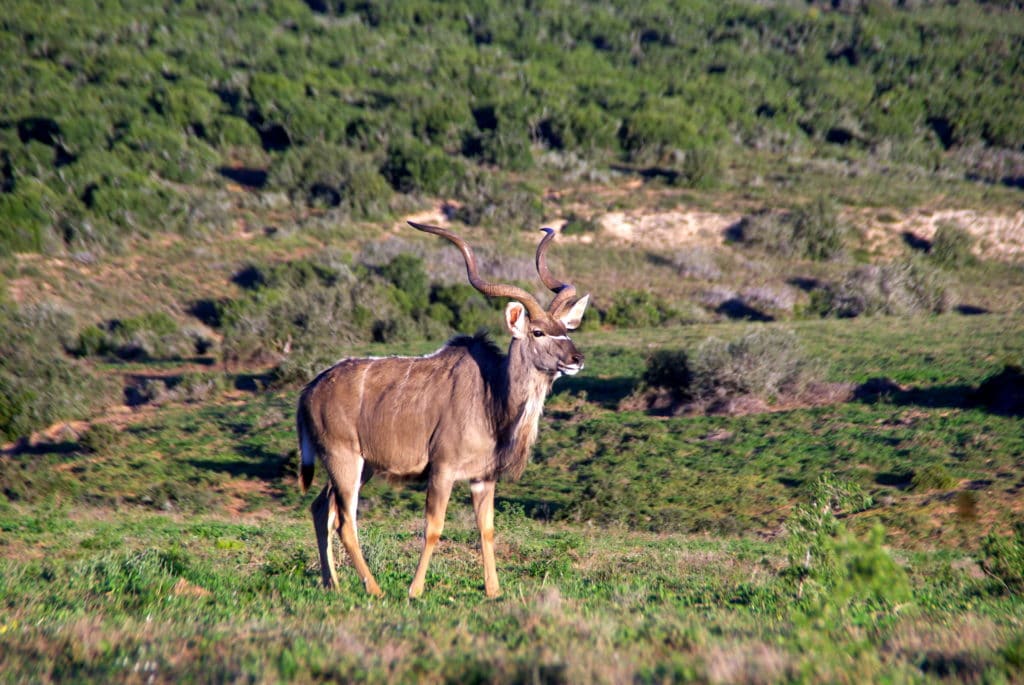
[382,138,466,195]
[74,312,200,361]
[734,198,845,261]
[819,258,952,318]
[429,283,505,335]
[619,103,699,165]
[463,102,534,171]
[219,255,432,372]
[212,115,263,149]
[928,222,977,269]
[785,477,908,615]
[452,176,545,231]
[792,197,845,261]
[113,120,218,185]
[0,179,64,254]
[675,147,723,190]
[78,423,124,455]
[604,290,677,328]
[910,464,958,491]
[641,350,692,398]
[0,303,115,442]
[560,213,600,236]
[268,144,392,219]
[538,103,619,156]
[980,522,1024,594]
[691,328,815,401]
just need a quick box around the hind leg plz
[323,456,382,596]
[311,484,341,589]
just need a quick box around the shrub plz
[212,115,263,149]
[113,120,218,185]
[0,178,64,254]
[910,464,958,491]
[268,144,392,219]
[675,147,723,190]
[603,290,677,328]
[979,522,1024,594]
[785,477,908,615]
[133,372,228,406]
[928,222,977,269]
[791,197,844,261]
[619,104,698,165]
[734,198,845,261]
[79,423,124,455]
[560,213,599,236]
[74,312,200,361]
[463,102,534,171]
[819,258,952,318]
[538,103,618,156]
[452,175,545,231]
[641,349,692,398]
[377,253,431,315]
[429,283,504,335]
[672,247,722,280]
[381,138,466,195]
[219,254,455,377]
[0,303,115,442]
[691,328,815,400]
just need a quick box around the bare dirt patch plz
[582,204,1023,262]
[595,209,743,249]
[220,478,277,519]
[854,207,1024,260]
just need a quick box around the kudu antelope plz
[296,221,589,598]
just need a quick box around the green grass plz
[2,314,1023,682]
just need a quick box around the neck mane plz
[493,339,553,481]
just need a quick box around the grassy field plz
[2,313,1023,683]
[3,3,1024,680]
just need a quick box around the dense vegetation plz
[1,1,1023,681]
[2,0,1024,254]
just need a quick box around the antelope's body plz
[297,223,589,597]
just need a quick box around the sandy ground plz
[591,206,1024,261]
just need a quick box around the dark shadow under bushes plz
[626,336,1022,419]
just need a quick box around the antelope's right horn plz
[535,228,577,315]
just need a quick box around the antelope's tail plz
[297,410,316,493]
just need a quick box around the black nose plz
[572,353,584,365]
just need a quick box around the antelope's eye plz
[532,329,545,338]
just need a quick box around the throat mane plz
[494,370,552,481]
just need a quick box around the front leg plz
[471,480,500,598]
[408,474,454,598]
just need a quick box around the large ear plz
[558,294,590,330]
[504,301,529,339]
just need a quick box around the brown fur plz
[297,223,589,598]
[298,334,554,485]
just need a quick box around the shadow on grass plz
[1,438,79,457]
[555,375,636,408]
[188,443,294,499]
[854,376,1023,416]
